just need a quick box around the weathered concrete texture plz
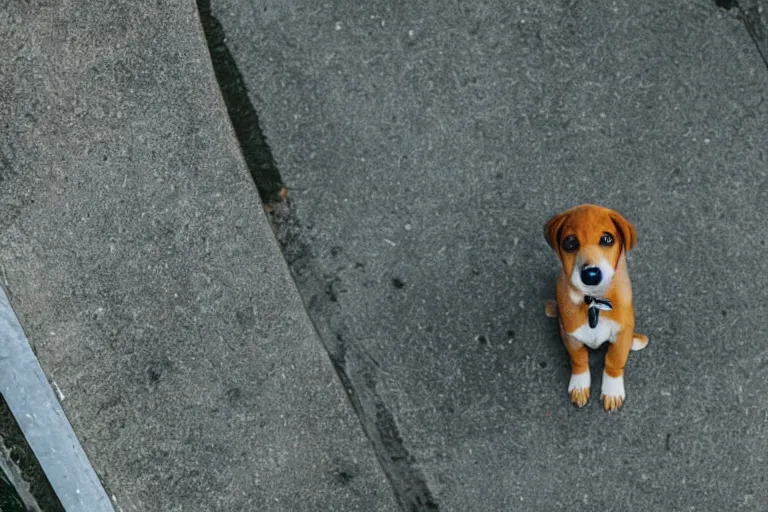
[215,0,768,510]
[739,0,768,68]
[0,1,397,511]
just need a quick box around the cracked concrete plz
[215,0,768,509]
[736,0,768,70]
[0,0,397,510]
[197,0,286,204]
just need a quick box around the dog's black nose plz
[581,266,602,286]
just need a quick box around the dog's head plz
[544,204,636,294]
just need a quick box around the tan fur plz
[570,387,590,408]
[543,204,647,411]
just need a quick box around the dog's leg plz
[561,324,590,407]
[631,333,648,351]
[602,329,633,412]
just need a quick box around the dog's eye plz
[600,233,614,246]
[561,235,579,252]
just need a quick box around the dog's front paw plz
[568,372,591,408]
[602,394,624,412]
[600,372,625,412]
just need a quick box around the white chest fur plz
[568,318,620,349]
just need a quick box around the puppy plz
[543,204,647,412]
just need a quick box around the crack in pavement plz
[740,4,768,71]
[267,201,440,512]
[716,0,768,72]
[196,0,286,204]
[329,333,439,512]
[195,4,438,510]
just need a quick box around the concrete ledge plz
[0,287,111,511]
[0,1,397,510]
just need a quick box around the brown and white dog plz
[544,204,647,412]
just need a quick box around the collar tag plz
[584,296,612,328]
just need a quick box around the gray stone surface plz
[215,0,768,510]
[740,0,768,68]
[0,1,397,511]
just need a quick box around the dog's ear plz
[609,211,637,251]
[544,211,569,253]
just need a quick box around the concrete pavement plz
[215,0,768,510]
[0,1,397,510]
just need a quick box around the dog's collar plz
[584,295,612,328]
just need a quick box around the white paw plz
[601,372,625,399]
[568,372,591,392]
[601,372,625,412]
[568,372,591,407]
